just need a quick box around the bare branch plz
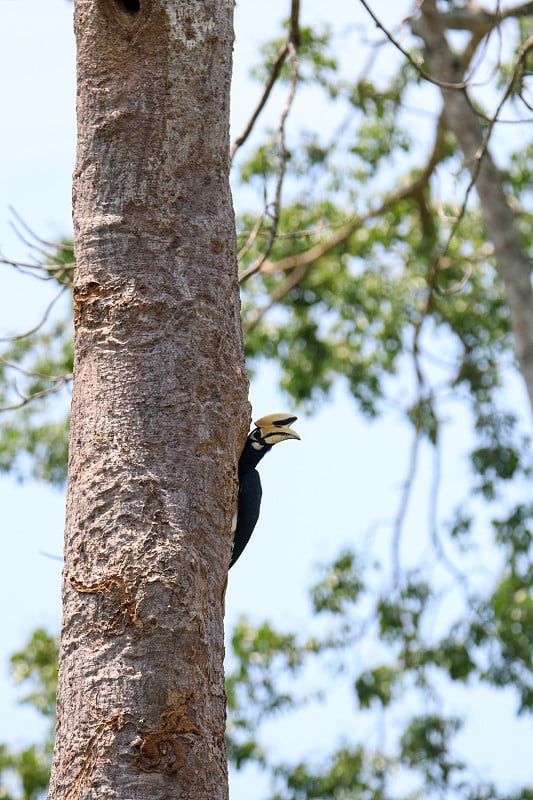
[242,263,307,334]
[427,434,470,590]
[391,426,421,587]
[0,357,70,383]
[0,286,68,343]
[238,41,299,284]
[230,43,289,161]
[230,0,302,160]
[0,255,74,285]
[237,212,266,262]
[438,1,533,32]
[359,0,470,90]
[416,0,533,413]
[0,372,72,413]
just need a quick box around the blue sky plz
[1,1,532,797]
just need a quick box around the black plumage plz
[229,414,300,568]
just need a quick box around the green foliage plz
[311,550,363,614]
[0,744,52,800]
[222,538,533,798]
[0,279,72,487]
[0,415,70,486]
[226,616,322,759]
[399,714,463,788]
[272,746,389,800]
[470,413,531,500]
[377,577,430,644]
[0,630,58,800]
[241,203,421,412]
[10,630,58,718]
[355,664,399,708]
[250,25,337,86]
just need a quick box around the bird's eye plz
[250,431,264,449]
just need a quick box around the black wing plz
[230,468,262,568]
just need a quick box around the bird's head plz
[248,412,301,450]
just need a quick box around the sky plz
[0,1,532,798]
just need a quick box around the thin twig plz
[428,433,469,589]
[0,257,74,274]
[8,206,74,253]
[481,34,533,148]
[237,212,266,262]
[0,373,72,413]
[0,358,70,383]
[391,427,421,587]
[0,286,67,343]
[435,262,473,296]
[238,41,299,284]
[231,0,301,160]
[427,33,533,290]
[242,264,307,334]
[359,0,470,90]
[39,551,64,562]
[231,43,289,161]
[238,223,327,242]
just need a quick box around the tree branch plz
[241,111,447,283]
[0,286,68,343]
[415,0,533,414]
[230,43,289,161]
[230,0,301,160]
[237,41,299,283]
[359,0,469,90]
[391,426,421,587]
[242,263,307,334]
[0,372,72,413]
[437,1,533,33]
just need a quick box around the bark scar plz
[73,280,104,327]
[65,714,124,800]
[139,691,201,774]
[70,573,140,630]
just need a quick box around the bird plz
[230,413,300,568]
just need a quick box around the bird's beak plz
[254,412,298,429]
[255,413,300,445]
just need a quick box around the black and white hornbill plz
[230,413,300,568]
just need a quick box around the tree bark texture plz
[49,2,248,798]
[416,0,533,413]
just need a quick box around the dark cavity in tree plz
[117,0,140,12]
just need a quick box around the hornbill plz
[230,413,300,568]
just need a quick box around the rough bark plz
[49,1,249,798]
[415,1,533,413]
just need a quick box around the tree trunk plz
[415,0,533,413]
[49,2,248,798]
